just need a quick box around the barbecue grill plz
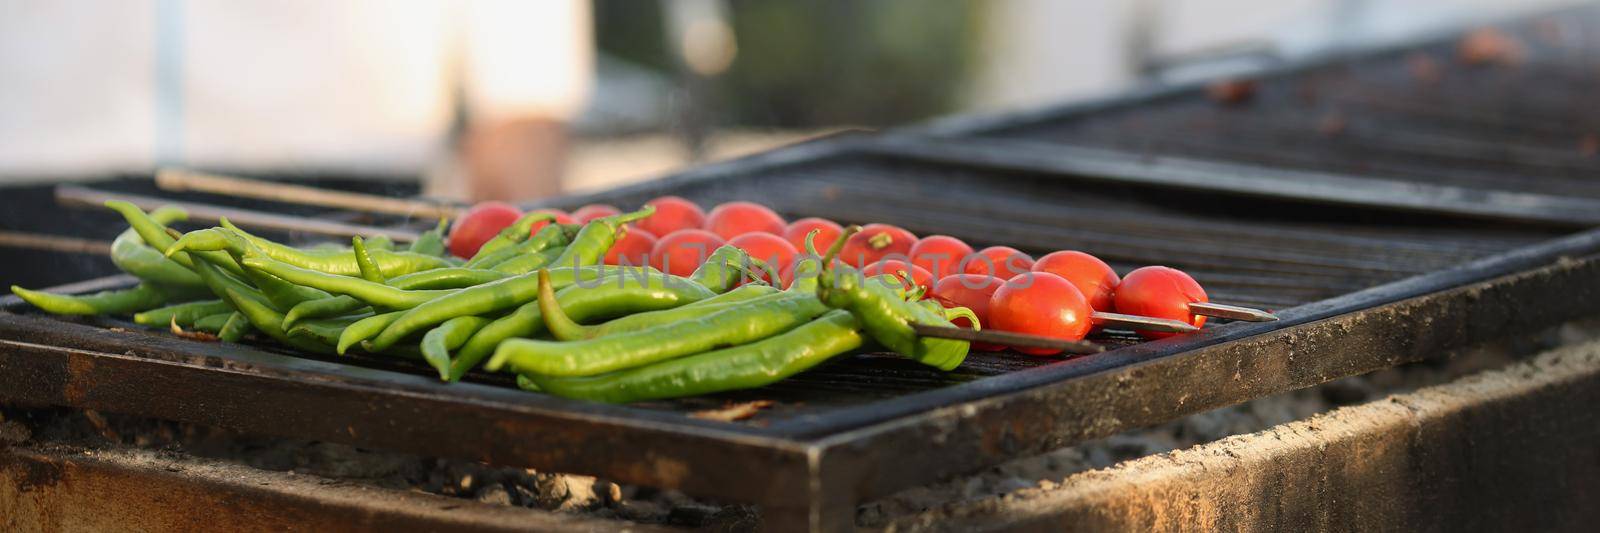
[5,11,1600,531]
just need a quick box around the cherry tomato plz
[988,272,1092,356]
[931,274,1006,351]
[1113,266,1208,339]
[526,208,575,236]
[1033,251,1120,312]
[782,217,844,254]
[909,235,973,280]
[862,259,934,296]
[728,232,799,283]
[447,201,522,258]
[650,229,726,277]
[636,196,706,237]
[704,201,786,240]
[603,227,658,267]
[961,246,1034,280]
[839,223,917,268]
[571,204,621,223]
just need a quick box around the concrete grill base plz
[0,442,671,532]
[880,338,1600,532]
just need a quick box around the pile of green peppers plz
[12,204,975,404]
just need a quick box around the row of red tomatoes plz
[448,198,1210,356]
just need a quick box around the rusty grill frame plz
[6,13,1600,531]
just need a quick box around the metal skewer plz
[156,168,461,219]
[910,324,1105,355]
[55,186,421,242]
[1089,311,1202,333]
[0,230,111,256]
[1189,301,1278,322]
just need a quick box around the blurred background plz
[0,0,1584,203]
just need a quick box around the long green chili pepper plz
[365,265,646,351]
[469,212,556,261]
[420,315,492,380]
[133,299,233,327]
[183,230,333,311]
[547,283,780,341]
[223,288,335,354]
[281,296,370,330]
[337,311,406,354]
[106,201,246,278]
[287,315,366,347]
[489,274,828,377]
[217,312,252,342]
[545,206,656,270]
[446,269,706,381]
[364,235,395,251]
[685,245,778,294]
[238,253,453,309]
[488,246,566,275]
[352,236,387,283]
[526,310,863,403]
[110,206,204,288]
[386,267,509,290]
[816,263,969,371]
[215,218,452,277]
[475,222,582,271]
[408,217,450,257]
[786,229,836,293]
[192,312,234,333]
[11,283,182,316]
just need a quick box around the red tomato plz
[526,208,575,236]
[932,274,1006,351]
[988,272,1093,356]
[704,201,786,240]
[728,232,799,282]
[1113,266,1208,339]
[782,217,844,254]
[571,204,621,223]
[1033,251,1120,312]
[909,235,973,280]
[603,227,658,267]
[650,229,726,277]
[961,246,1035,280]
[839,223,917,268]
[861,259,934,296]
[447,201,522,258]
[636,196,706,237]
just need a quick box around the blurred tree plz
[595,0,978,129]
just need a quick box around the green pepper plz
[407,217,450,257]
[420,315,493,380]
[109,206,203,288]
[526,310,863,403]
[543,206,655,270]
[468,212,556,261]
[487,272,827,377]
[11,283,183,316]
[105,201,246,278]
[364,266,648,351]
[133,299,233,327]
[238,253,453,309]
[545,282,779,341]
[351,236,387,283]
[215,219,452,277]
[191,312,234,333]
[286,315,367,346]
[817,264,969,371]
[447,269,712,381]
[217,312,252,342]
[223,288,334,354]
